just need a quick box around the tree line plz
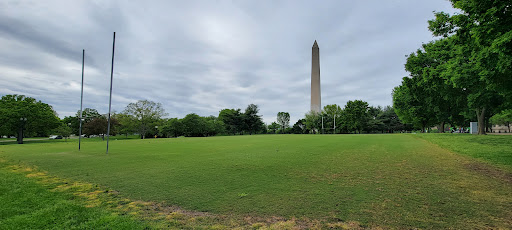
[59,100,266,139]
[270,101,411,134]
[0,94,412,142]
[393,0,512,134]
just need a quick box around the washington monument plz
[311,40,321,113]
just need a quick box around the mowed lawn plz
[1,134,511,229]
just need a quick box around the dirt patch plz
[463,161,512,184]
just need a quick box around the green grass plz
[414,133,512,170]
[1,134,511,229]
[0,161,148,229]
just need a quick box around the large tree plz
[393,76,437,132]
[219,108,243,135]
[161,118,184,137]
[243,104,264,135]
[304,111,321,134]
[181,113,206,137]
[83,116,118,140]
[365,106,385,133]
[62,108,102,135]
[123,100,167,139]
[428,1,510,134]
[267,122,280,134]
[204,116,225,137]
[322,104,343,134]
[276,112,290,132]
[403,39,469,132]
[0,95,60,142]
[291,119,307,134]
[379,106,411,133]
[343,100,370,134]
[113,113,137,137]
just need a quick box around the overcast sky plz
[0,0,458,124]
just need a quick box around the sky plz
[0,0,459,124]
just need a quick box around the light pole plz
[155,126,158,138]
[18,117,27,144]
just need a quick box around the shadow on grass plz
[0,139,57,146]
[0,135,142,146]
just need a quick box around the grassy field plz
[415,133,512,170]
[0,160,148,229]
[1,134,511,229]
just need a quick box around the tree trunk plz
[476,108,486,135]
[17,126,23,144]
[440,121,445,133]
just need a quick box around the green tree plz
[243,104,264,135]
[405,39,469,132]
[62,116,79,135]
[123,100,167,139]
[53,123,72,141]
[83,116,118,140]
[304,111,321,134]
[379,106,411,133]
[276,112,290,132]
[204,116,225,137]
[181,113,206,137]
[218,109,243,135]
[322,104,343,134]
[113,113,136,137]
[161,118,184,137]
[0,95,60,142]
[490,109,512,133]
[365,106,385,133]
[428,2,509,134]
[267,122,280,134]
[344,100,369,134]
[393,77,436,132]
[291,119,306,134]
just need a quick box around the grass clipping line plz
[3,159,363,230]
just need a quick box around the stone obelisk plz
[311,40,321,113]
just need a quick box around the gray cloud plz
[0,0,458,124]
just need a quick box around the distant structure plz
[311,40,321,113]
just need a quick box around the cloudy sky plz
[0,0,458,124]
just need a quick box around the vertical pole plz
[79,49,85,151]
[333,114,336,134]
[321,116,324,134]
[106,32,116,154]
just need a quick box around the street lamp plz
[18,117,27,144]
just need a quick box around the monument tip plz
[313,40,318,48]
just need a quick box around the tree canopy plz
[0,95,60,139]
[393,0,512,134]
[123,100,167,139]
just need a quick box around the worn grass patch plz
[1,160,361,229]
[0,161,149,229]
[414,133,512,171]
[1,134,511,228]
